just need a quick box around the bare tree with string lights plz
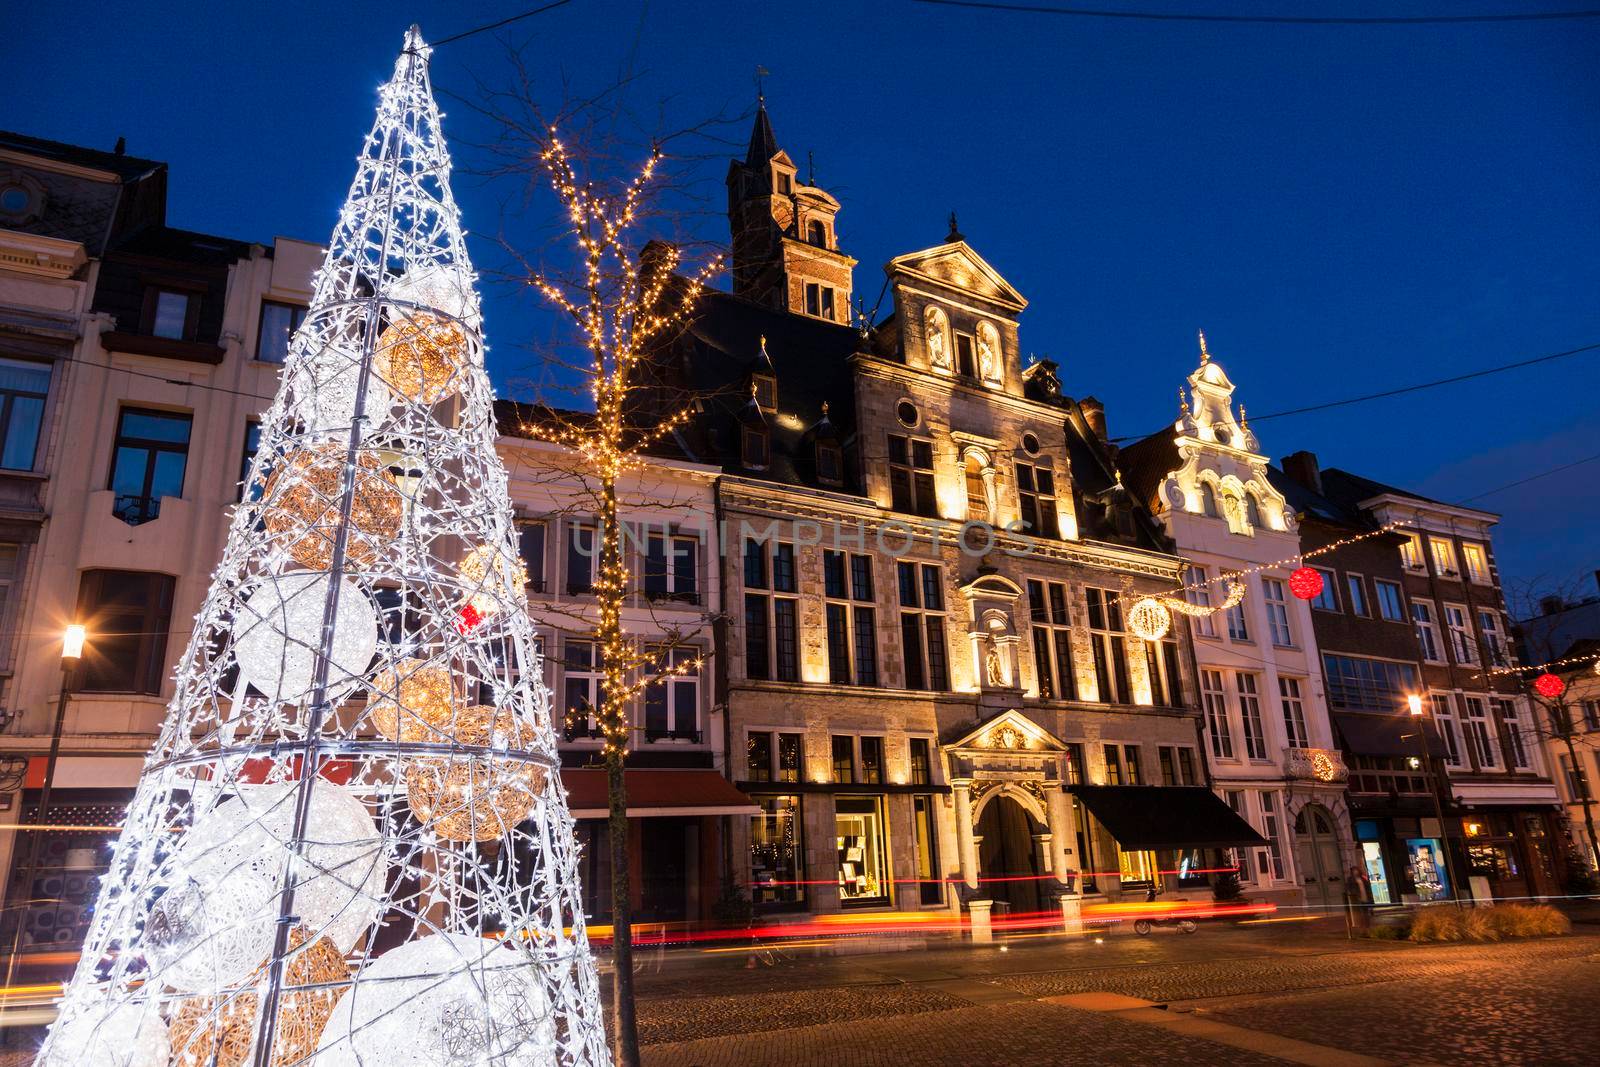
[35,27,608,1067]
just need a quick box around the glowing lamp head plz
[62,624,87,662]
[1287,566,1323,601]
[1406,694,1424,716]
[1534,672,1566,699]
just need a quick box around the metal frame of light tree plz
[37,27,609,1067]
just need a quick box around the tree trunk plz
[606,745,638,1067]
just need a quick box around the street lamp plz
[1405,693,1465,911]
[2,625,88,998]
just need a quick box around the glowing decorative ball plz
[263,443,403,571]
[1125,596,1171,642]
[167,992,255,1067]
[233,572,379,707]
[145,782,386,991]
[36,995,169,1067]
[368,658,456,742]
[456,603,484,633]
[387,264,480,328]
[314,934,556,1067]
[289,344,393,437]
[1534,672,1566,699]
[406,707,548,842]
[375,314,467,405]
[459,543,529,617]
[1311,752,1339,782]
[1288,566,1324,601]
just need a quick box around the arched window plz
[1200,483,1219,518]
[965,453,989,521]
[924,306,951,372]
[1246,492,1264,530]
[806,219,827,247]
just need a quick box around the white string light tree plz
[36,27,610,1067]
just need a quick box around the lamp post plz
[1406,693,1465,910]
[2,626,86,999]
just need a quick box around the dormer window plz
[804,283,835,321]
[1200,483,1219,518]
[806,220,827,248]
[146,288,197,341]
[742,424,770,470]
[954,332,977,378]
[816,442,843,486]
[752,374,777,412]
[776,171,792,195]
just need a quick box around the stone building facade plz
[1122,338,1351,909]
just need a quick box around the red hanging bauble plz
[455,603,484,633]
[1533,672,1565,699]
[1288,566,1324,601]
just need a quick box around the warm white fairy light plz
[39,25,608,1067]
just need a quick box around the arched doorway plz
[1294,803,1344,909]
[976,793,1044,915]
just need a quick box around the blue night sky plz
[10,1,1599,601]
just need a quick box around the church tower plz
[726,101,855,322]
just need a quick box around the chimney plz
[1539,595,1566,616]
[1080,396,1107,442]
[1281,450,1322,494]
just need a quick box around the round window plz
[896,400,919,427]
[1021,432,1040,455]
[0,185,32,217]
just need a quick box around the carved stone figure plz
[925,307,951,370]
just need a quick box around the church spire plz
[745,97,779,168]
[1197,328,1210,364]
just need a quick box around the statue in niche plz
[985,639,1005,687]
[925,307,951,370]
[976,322,1000,381]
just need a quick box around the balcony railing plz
[113,493,161,525]
[1285,746,1349,783]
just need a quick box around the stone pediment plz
[886,241,1027,313]
[945,708,1066,755]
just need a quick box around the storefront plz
[1070,784,1267,899]
[1457,807,1563,902]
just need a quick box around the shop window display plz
[750,795,804,907]
[836,796,889,904]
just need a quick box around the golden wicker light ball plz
[262,443,403,571]
[375,314,467,405]
[405,706,547,841]
[169,993,255,1067]
[1126,596,1172,642]
[368,657,456,742]
[458,543,529,617]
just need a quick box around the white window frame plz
[1462,696,1500,770]
[1345,572,1369,617]
[1257,791,1288,882]
[1236,672,1267,760]
[1374,579,1405,622]
[1279,676,1309,749]
[1263,577,1293,647]
[561,639,603,742]
[1413,600,1443,663]
[1461,542,1490,584]
[1399,533,1426,572]
[1429,537,1459,578]
[1496,698,1533,771]
[1202,669,1234,760]
[1431,692,1463,767]
[1185,566,1216,638]
[1443,603,1477,666]
[1478,610,1508,667]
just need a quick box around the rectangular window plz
[643,645,699,740]
[898,561,948,690]
[745,541,798,681]
[909,737,933,785]
[149,288,192,339]
[518,522,547,593]
[1321,653,1419,713]
[1177,748,1198,785]
[1413,601,1442,662]
[1461,543,1490,583]
[1185,566,1216,638]
[643,533,699,603]
[0,358,50,471]
[860,736,885,784]
[743,538,769,589]
[1497,699,1531,770]
[887,435,938,517]
[823,551,877,686]
[1027,579,1075,700]
[831,735,855,783]
[1463,697,1500,770]
[1225,592,1250,642]
[954,332,977,377]
[1431,693,1463,766]
[836,796,890,904]
[1144,636,1182,708]
[1478,611,1508,667]
[256,300,307,363]
[1310,567,1339,612]
[1104,743,1124,785]
[1085,588,1130,703]
[1583,701,1600,731]
[108,408,192,525]
[561,640,602,740]
[1259,792,1287,881]
[1444,603,1477,665]
[777,733,803,783]
[565,523,595,594]
[1345,573,1369,617]
[1015,461,1059,538]
[747,731,774,782]
[1224,791,1253,883]
[1279,676,1309,749]
[1203,669,1234,760]
[1399,533,1425,571]
[1237,672,1267,759]
[1429,537,1459,578]
[913,795,943,905]
[1123,745,1143,785]
[1118,847,1157,887]
[238,420,262,502]
[75,570,175,694]
[1158,746,1177,786]
[1375,579,1404,621]
[774,599,798,681]
[750,795,804,907]
[744,593,771,681]
[0,544,17,638]
[1263,578,1292,646]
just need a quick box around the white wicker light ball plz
[36,995,169,1067]
[233,572,379,706]
[1126,596,1172,642]
[387,263,480,328]
[313,933,555,1067]
[458,543,528,617]
[145,782,386,992]
[290,343,394,437]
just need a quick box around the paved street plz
[627,923,1600,1066]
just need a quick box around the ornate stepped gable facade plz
[1121,335,1353,909]
[650,104,1263,920]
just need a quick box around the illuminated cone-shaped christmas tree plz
[38,27,609,1067]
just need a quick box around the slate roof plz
[0,129,165,181]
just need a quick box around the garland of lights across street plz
[35,27,610,1067]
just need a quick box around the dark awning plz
[1069,785,1267,850]
[1333,712,1444,758]
[560,769,759,819]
